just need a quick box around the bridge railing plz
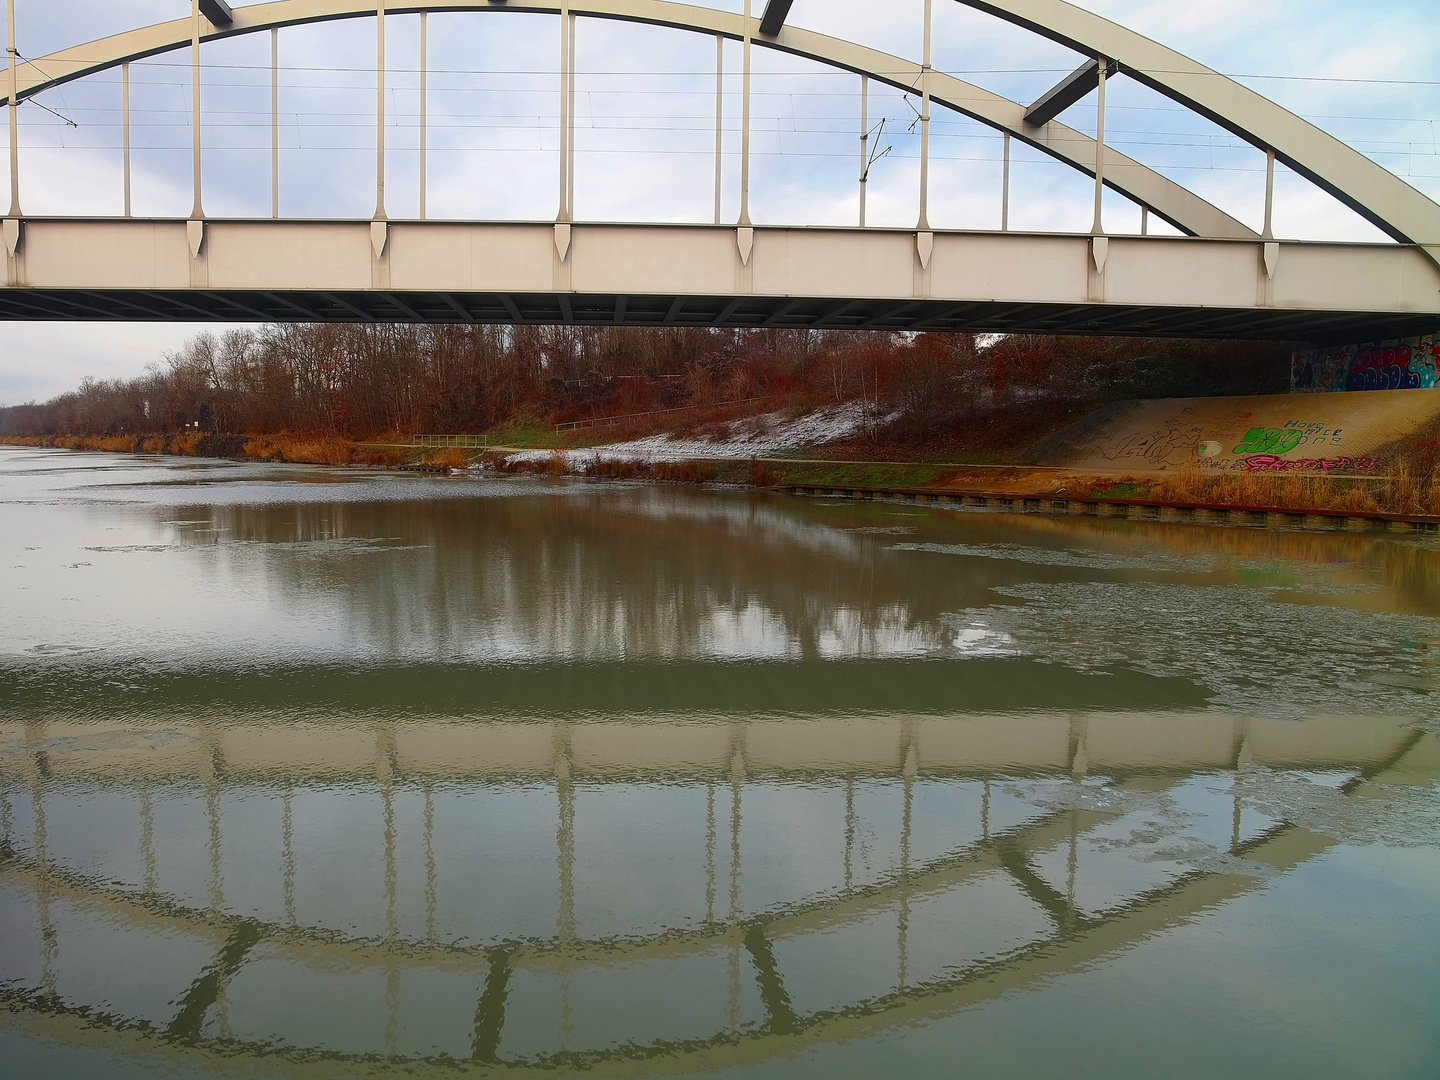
[412,433,489,448]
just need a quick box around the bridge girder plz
[2,219,1438,342]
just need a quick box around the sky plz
[2,0,1438,404]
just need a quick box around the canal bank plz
[7,386,1440,527]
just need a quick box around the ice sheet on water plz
[948,580,1440,717]
[893,541,1224,574]
[1234,767,1440,848]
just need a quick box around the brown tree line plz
[0,323,1289,442]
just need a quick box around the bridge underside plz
[4,287,1437,343]
[3,220,1437,343]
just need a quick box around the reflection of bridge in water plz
[1,711,1434,1072]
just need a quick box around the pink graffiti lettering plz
[1242,454,1383,472]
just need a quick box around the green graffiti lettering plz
[1233,427,1303,455]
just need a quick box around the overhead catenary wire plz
[21,54,1440,86]
[17,107,1439,159]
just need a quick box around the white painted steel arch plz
[960,0,1440,251]
[1,0,1258,240]
[7,0,1440,249]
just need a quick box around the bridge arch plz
[6,0,1440,249]
[957,0,1440,251]
[3,0,1268,240]
[2,3,1437,337]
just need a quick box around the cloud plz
[0,323,207,406]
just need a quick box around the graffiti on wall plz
[1292,334,1440,393]
[1077,408,1383,473]
[1232,426,1303,455]
[1240,454,1382,472]
[1215,424,1380,471]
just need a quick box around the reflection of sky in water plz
[3,450,1440,1074]
[4,449,1440,716]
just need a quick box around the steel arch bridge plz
[2,0,1439,341]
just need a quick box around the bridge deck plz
[3,220,1437,342]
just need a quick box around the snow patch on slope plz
[507,401,890,464]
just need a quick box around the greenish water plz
[1,446,1437,1079]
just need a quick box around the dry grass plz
[421,448,471,470]
[748,459,782,487]
[242,434,359,465]
[1114,468,1377,514]
[1131,467,1379,513]
[1131,431,1440,517]
[654,460,719,483]
[580,457,651,480]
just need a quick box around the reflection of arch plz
[3,0,1256,239]
[0,796,1325,1070]
[1,721,1432,1071]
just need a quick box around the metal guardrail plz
[554,397,766,433]
[412,434,489,448]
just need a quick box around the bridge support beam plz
[757,0,794,37]
[1025,57,1117,128]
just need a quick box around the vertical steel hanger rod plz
[1001,131,1010,231]
[270,28,278,218]
[374,0,386,220]
[190,0,203,219]
[1091,55,1106,236]
[713,34,722,225]
[4,0,16,217]
[1263,148,1276,240]
[917,0,931,231]
[739,0,751,226]
[123,61,132,217]
[858,74,867,228]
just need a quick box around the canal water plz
[1,446,1437,1079]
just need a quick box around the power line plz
[19,106,1439,154]
[13,138,1438,179]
